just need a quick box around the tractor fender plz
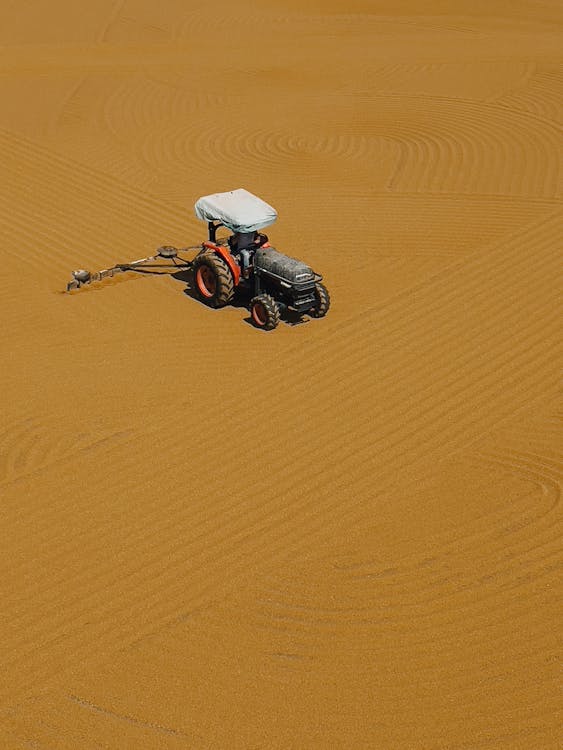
[202,242,241,286]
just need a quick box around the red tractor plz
[192,189,330,330]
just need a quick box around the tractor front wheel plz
[309,282,330,318]
[250,294,280,330]
[192,252,234,308]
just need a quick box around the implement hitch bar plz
[66,245,198,291]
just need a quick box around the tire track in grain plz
[138,120,383,181]
[0,418,133,488]
[0,127,190,227]
[5,414,556,692]
[174,9,491,40]
[0,128,195,276]
[244,549,559,689]
[96,0,127,44]
[381,95,561,195]
[493,66,563,123]
[133,91,562,197]
[363,60,534,101]
[67,694,199,742]
[250,519,559,637]
[226,421,561,692]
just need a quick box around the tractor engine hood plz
[254,247,315,285]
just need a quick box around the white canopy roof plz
[194,188,277,233]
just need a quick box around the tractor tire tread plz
[250,293,280,330]
[192,252,235,308]
[310,282,330,318]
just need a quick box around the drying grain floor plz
[0,1,561,747]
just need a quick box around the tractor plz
[192,189,330,329]
[66,189,330,331]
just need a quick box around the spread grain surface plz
[0,2,561,747]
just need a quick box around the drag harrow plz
[66,245,197,291]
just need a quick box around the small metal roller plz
[157,246,178,259]
[72,269,91,284]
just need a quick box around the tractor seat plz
[229,232,256,253]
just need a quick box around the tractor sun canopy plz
[194,188,277,233]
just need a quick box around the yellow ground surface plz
[0,1,561,747]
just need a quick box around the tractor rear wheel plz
[250,294,280,330]
[192,252,234,308]
[309,282,330,318]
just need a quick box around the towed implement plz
[67,189,330,330]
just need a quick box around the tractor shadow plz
[171,269,308,328]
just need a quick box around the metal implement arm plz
[66,246,199,291]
